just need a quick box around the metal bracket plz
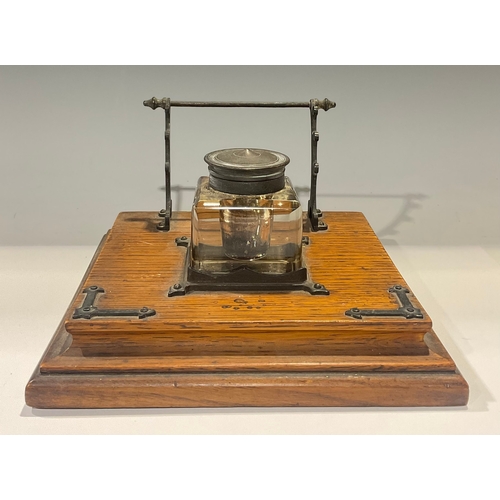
[143,97,335,233]
[72,286,156,320]
[345,285,424,320]
[307,99,328,232]
[168,273,329,297]
[168,237,329,297]
[156,97,171,231]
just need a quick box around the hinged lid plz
[205,148,289,195]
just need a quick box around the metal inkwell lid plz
[205,148,290,195]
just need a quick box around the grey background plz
[1,66,499,246]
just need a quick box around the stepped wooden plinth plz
[25,211,469,408]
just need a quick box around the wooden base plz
[25,211,469,408]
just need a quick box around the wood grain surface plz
[28,325,468,409]
[26,371,469,409]
[64,211,431,356]
[39,331,454,374]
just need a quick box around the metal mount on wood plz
[345,285,424,320]
[143,97,336,232]
[72,286,156,319]
[167,237,330,297]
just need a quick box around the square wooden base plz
[25,212,469,408]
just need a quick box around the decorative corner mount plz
[73,286,156,320]
[345,285,424,320]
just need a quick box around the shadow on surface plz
[21,403,469,419]
[164,184,428,243]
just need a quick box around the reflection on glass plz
[220,198,272,260]
[191,177,303,275]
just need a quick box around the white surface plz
[1,243,499,435]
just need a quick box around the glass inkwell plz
[170,146,328,296]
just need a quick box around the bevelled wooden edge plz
[26,325,469,408]
[39,331,455,374]
[28,233,109,369]
[25,370,469,409]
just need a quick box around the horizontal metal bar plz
[143,97,336,111]
[171,101,310,107]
